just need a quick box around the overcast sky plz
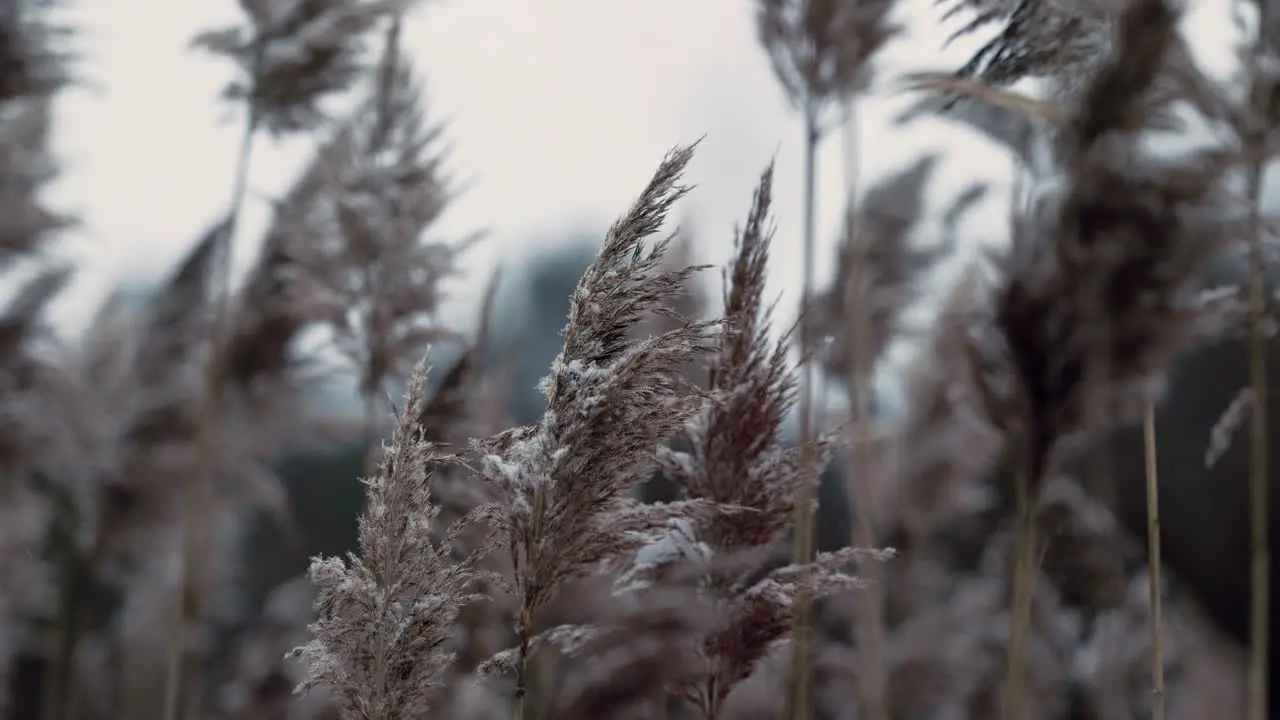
[41,0,1243,351]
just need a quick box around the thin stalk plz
[1143,402,1165,719]
[1245,10,1272,716]
[787,107,820,720]
[844,100,885,720]
[1246,147,1270,720]
[164,39,263,720]
[1000,177,1040,720]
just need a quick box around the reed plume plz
[290,358,494,720]
[633,163,889,718]
[470,144,720,719]
[754,2,898,715]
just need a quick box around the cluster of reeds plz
[1,0,1278,718]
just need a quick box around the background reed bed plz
[1,0,1279,718]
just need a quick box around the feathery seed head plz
[291,358,492,720]
[974,0,1232,484]
[634,164,891,715]
[473,144,719,671]
[193,0,415,135]
[757,0,900,114]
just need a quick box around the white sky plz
[40,0,1245,358]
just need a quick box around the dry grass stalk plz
[914,0,1231,182]
[1143,401,1165,719]
[470,145,720,719]
[914,3,1269,711]
[281,14,472,469]
[192,0,416,137]
[1242,4,1277,716]
[289,358,495,720]
[38,232,217,720]
[940,0,1234,714]
[754,1,898,715]
[6,0,1280,717]
[902,72,1067,125]
[809,155,940,720]
[179,5,420,715]
[116,204,338,718]
[633,163,890,718]
[216,274,504,720]
[19,191,329,720]
[933,0,1227,118]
